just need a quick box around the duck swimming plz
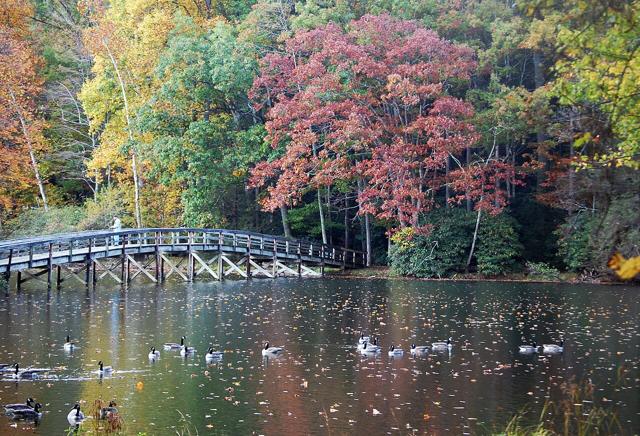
[96,361,113,374]
[64,335,77,351]
[9,403,42,421]
[388,345,404,356]
[359,341,381,354]
[164,336,185,350]
[542,340,564,354]
[519,342,540,354]
[262,342,284,356]
[358,332,370,345]
[410,344,429,354]
[4,397,35,413]
[11,364,42,379]
[148,347,160,360]
[431,338,453,351]
[205,347,224,361]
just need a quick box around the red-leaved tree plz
[249,14,516,240]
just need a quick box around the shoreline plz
[327,267,636,286]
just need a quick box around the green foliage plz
[2,206,86,239]
[476,213,523,275]
[79,188,130,230]
[389,208,522,277]
[525,261,560,281]
[556,212,595,272]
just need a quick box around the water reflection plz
[0,279,638,434]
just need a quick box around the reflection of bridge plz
[0,228,365,289]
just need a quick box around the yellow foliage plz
[608,253,640,280]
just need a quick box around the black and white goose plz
[11,364,43,379]
[519,342,540,354]
[205,347,224,361]
[64,335,77,351]
[410,344,429,354]
[431,338,453,351]
[96,361,113,374]
[180,341,197,356]
[261,342,284,356]
[67,404,85,426]
[164,336,185,350]
[542,340,564,354]
[4,397,35,413]
[148,347,160,360]
[9,402,42,421]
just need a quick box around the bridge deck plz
[0,228,365,274]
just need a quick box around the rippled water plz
[0,278,638,434]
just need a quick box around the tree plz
[0,22,50,214]
[249,15,481,235]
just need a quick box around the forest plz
[1,0,638,281]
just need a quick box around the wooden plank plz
[126,254,157,282]
[160,254,188,281]
[95,258,122,283]
[192,252,218,279]
[221,255,247,278]
[249,259,273,278]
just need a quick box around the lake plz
[0,278,638,434]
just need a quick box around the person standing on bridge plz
[111,216,122,245]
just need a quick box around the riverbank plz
[328,266,635,285]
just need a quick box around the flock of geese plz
[1,332,563,426]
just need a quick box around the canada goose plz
[99,401,118,420]
[96,361,113,374]
[9,402,42,420]
[358,332,370,345]
[388,345,404,356]
[359,341,381,354]
[205,347,223,361]
[164,336,185,350]
[11,364,41,379]
[262,342,284,356]
[180,342,197,356]
[64,335,77,351]
[4,397,35,413]
[542,340,564,354]
[519,342,540,353]
[148,347,160,360]
[410,344,429,354]
[432,338,452,351]
[67,404,85,425]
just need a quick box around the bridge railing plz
[0,228,366,272]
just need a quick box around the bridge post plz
[272,238,277,278]
[187,231,194,282]
[56,265,62,290]
[85,239,92,287]
[3,248,13,286]
[47,243,53,290]
[120,234,127,283]
[154,231,161,282]
[217,232,223,281]
[245,236,251,279]
[16,271,22,291]
[92,259,97,287]
[320,245,325,276]
[297,242,302,277]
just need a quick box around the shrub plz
[388,208,522,277]
[476,213,523,275]
[78,187,130,230]
[526,261,560,280]
[2,206,86,239]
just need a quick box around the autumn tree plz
[0,6,50,215]
[250,15,507,265]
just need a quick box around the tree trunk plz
[466,207,482,273]
[326,187,333,245]
[466,146,472,212]
[280,205,292,238]
[357,178,372,266]
[9,90,48,211]
[343,194,349,249]
[445,155,450,207]
[317,189,327,244]
[104,41,142,228]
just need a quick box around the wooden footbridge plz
[0,228,365,290]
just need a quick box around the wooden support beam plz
[248,259,274,278]
[160,254,188,281]
[95,258,122,283]
[56,265,62,290]
[300,264,320,277]
[192,252,218,279]
[126,254,157,283]
[221,255,247,278]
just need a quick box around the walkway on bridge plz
[0,228,365,290]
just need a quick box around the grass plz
[492,380,623,435]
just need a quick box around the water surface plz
[0,279,638,434]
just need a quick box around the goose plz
[410,344,429,354]
[542,340,564,354]
[432,338,453,351]
[358,332,370,345]
[9,402,42,421]
[148,347,160,360]
[519,342,539,354]
[388,345,404,356]
[96,361,113,374]
[164,336,185,350]
[359,341,381,354]
[67,404,85,426]
[180,342,197,356]
[4,397,35,413]
[64,335,77,351]
[261,342,284,356]
[11,364,42,379]
[99,401,118,420]
[205,347,224,361]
